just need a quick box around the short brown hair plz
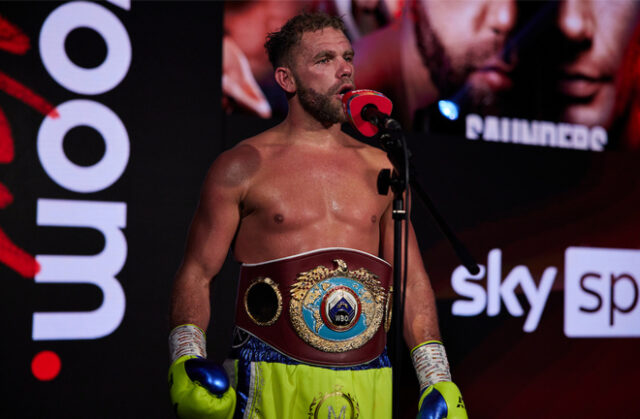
[264,12,347,69]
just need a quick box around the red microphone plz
[342,89,393,137]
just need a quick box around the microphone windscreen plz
[342,89,393,137]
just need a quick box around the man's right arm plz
[170,145,251,331]
[167,146,255,419]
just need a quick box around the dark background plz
[1,1,223,417]
[1,1,639,418]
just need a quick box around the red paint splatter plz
[0,71,59,118]
[0,14,30,55]
[0,228,40,278]
[0,107,15,163]
[0,183,13,208]
[0,17,54,279]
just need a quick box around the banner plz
[1,2,222,417]
[223,1,640,418]
[223,1,640,148]
[2,1,638,418]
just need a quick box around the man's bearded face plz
[414,0,517,111]
[296,78,347,126]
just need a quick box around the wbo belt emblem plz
[322,286,361,331]
[290,259,386,353]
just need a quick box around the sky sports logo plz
[451,246,639,337]
[565,247,639,337]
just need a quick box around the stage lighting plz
[438,100,459,121]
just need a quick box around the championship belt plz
[235,248,393,366]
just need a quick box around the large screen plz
[222,1,640,418]
[223,0,640,151]
[1,1,223,417]
[2,1,639,418]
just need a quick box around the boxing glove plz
[168,324,236,419]
[412,341,467,419]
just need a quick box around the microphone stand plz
[377,126,408,419]
[368,113,479,419]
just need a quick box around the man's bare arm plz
[380,200,441,348]
[380,197,469,417]
[169,146,254,331]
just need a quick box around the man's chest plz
[243,159,390,228]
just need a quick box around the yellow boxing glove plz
[168,324,236,419]
[411,341,467,419]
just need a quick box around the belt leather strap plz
[235,248,392,366]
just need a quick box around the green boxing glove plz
[168,324,236,419]
[411,341,467,419]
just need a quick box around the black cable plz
[399,132,410,344]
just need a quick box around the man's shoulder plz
[205,127,285,190]
[351,137,392,169]
[233,125,290,155]
[204,141,262,192]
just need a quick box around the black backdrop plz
[2,1,639,418]
[1,1,222,417]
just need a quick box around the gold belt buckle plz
[289,259,386,353]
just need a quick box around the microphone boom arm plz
[343,89,479,418]
[374,120,480,275]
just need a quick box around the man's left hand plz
[417,381,467,419]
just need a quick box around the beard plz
[413,4,512,112]
[296,81,347,127]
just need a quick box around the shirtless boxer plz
[168,13,466,419]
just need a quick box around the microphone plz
[342,89,396,137]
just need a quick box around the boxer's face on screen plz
[290,28,355,125]
[415,0,518,109]
[553,0,640,127]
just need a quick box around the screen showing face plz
[222,3,640,419]
[223,0,640,151]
